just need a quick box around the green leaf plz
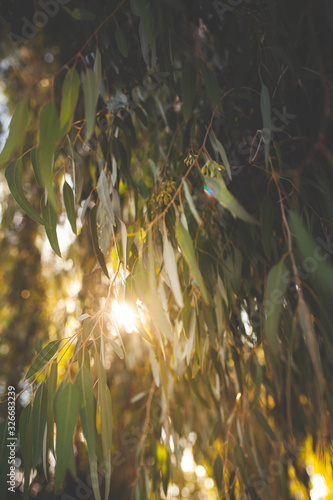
[264,259,289,350]
[46,362,57,454]
[54,381,80,493]
[115,25,129,57]
[183,181,202,225]
[181,61,196,122]
[83,49,102,143]
[253,409,277,443]
[90,204,110,278]
[204,176,257,224]
[198,58,221,108]
[175,219,210,304]
[41,193,62,257]
[59,67,80,137]
[39,101,60,210]
[213,454,223,490]
[20,403,33,499]
[233,441,250,487]
[108,338,125,359]
[5,160,48,226]
[74,366,96,460]
[299,300,323,379]
[209,131,232,181]
[25,340,63,379]
[133,106,148,127]
[260,83,271,168]
[30,148,42,188]
[163,226,184,308]
[63,181,77,234]
[32,383,48,468]
[0,97,30,167]
[0,420,9,494]
[136,0,154,45]
[97,171,115,225]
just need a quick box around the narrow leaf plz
[74,366,96,460]
[41,193,61,257]
[183,181,202,225]
[97,171,115,225]
[198,59,221,108]
[54,382,80,493]
[213,454,223,490]
[46,362,57,454]
[253,409,277,442]
[115,25,129,57]
[163,226,184,308]
[90,204,110,278]
[5,160,48,226]
[175,220,209,304]
[30,148,42,188]
[39,101,60,209]
[264,259,289,350]
[209,131,232,181]
[32,383,48,468]
[108,338,125,359]
[0,97,30,167]
[63,181,77,234]
[20,403,33,498]
[204,176,257,224]
[25,340,62,380]
[59,67,80,137]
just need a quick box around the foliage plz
[0,0,333,498]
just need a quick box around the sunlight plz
[310,474,329,500]
[111,300,137,333]
[181,446,195,473]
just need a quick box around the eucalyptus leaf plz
[25,340,63,380]
[39,101,60,209]
[63,181,77,234]
[0,97,30,167]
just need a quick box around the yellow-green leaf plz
[59,67,80,137]
[39,101,60,209]
[90,204,109,278]
[63,181,77,234]
[41,193,61,257]
[0,97,30,168]
[74,366,96,460]
[25,340,62,380]
[264,259,289,350]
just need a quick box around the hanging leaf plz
[46,362,57,454]
[30,148,42,188]
[39,101,60,209]
[264,259,289,351]
[136,0,154,45]
[0,420,9,494]
[204,176,257,224]
[25,340,63,380]
[253,409,277,443]
[97,170,115,225]
[163,226,184,308]
[59,67,80,137]
[0,97,30,167]
[115,25,129,57]
[80,192,93,223]
[198,58,221,109]
[20,403,33,499]
[83,49,102,143]
[233,441,250,487]
[32,383,48,468]
[54,381,80,493]
[213,454,223,490]
[63,181,77,234]
[175,219,210,304]
[5,160,48,226]
[181,61,196,122]
[41,193,62,257]
[260,83,271,168]
[298,300,323,379]
[74,366,96,460]
[183,181,202,225]
[108,337,125,359]
[90,204,110,278]
[209,131,232,181]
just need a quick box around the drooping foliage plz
[0,0,333,498]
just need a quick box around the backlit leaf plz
[83,49,102,143]
[59,67,80,137]
[163,226,184,308]
[209,131,232,181]
[39,101,60,209]
[0,97,30,167]
[46,362,57,454]
[32,383,48,468]
[183,181,202,225]
[20,403,33,498]
[175,219,209,304]
[97,170,115,225]
[264,259,289,350]
[90,204,110,278]
[63,181,77,234]
[30,148,42,188]
[25,340,63,380]
[5,160,47,226]
[204,176,257,224]
[74,366,96,460]
[108,338,125,359]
